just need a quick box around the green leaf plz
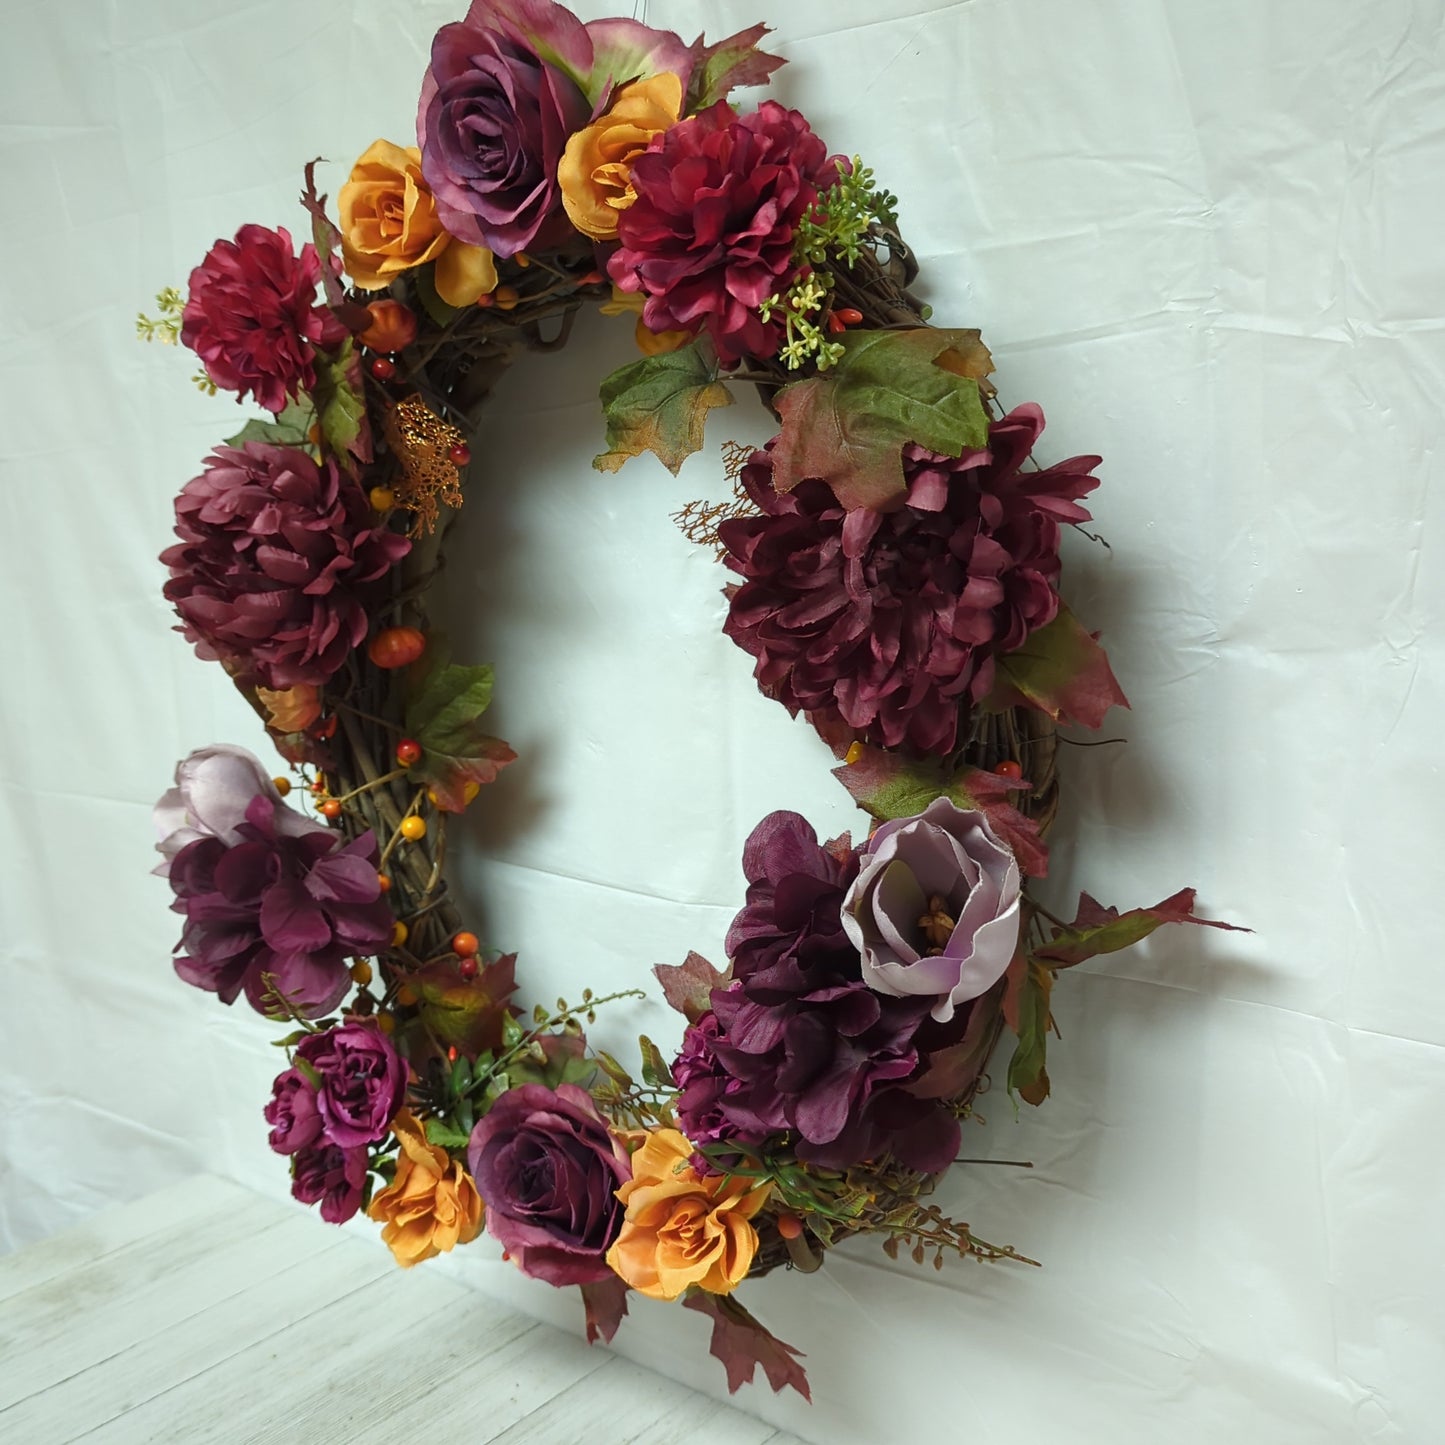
[224,398,314,450]
[293,1056,322,1090]
[424,1118,473,1151]
[501,1013,527,1049]
[1003,950,1052,1106]
[506,1023,600,1092]
[832,745,1050,877]
[409,954,518,1056]
[311,338,371,466]
[413,265,460,330]
[684,23,787,110]
[768,328,992,510]
[593,342,732,475]
[993,603,1129,730]
[637,1035,675,1089]
[404,655,517,813]
[1034,888,1246,969]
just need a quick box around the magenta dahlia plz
[607,100,842,366]
[162,442,410,690]
[181,224,346,414]
[720,404,1101,755]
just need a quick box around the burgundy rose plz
[467,1083,631,1287]
[168,793,393,1018]
[608,100,843,366]
[418,20,589,257]
[291,1141,368,1224]
[295,1021,406,1149]
[162,442,410,690]
[181,224,345,414]
[264,1067,324,1156]
[720,405,1101,754]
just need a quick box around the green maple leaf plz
[403,656,517,813]
[993,603,1129,729]
[223,398,314,450]
[768,328,992,510]
[311,339,371,466]
[593,341,732,475]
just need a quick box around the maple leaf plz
[992,603,1129,730]
[653,951,727,1023]
[310,339,372,467]
[1034,888,1246,969]
[684,23,787,110]
[593,342,732,474]
[410,953,518,1057]
[768,328,992,510]
[683,1293,811,1401]
[1002,948,1053,1106]
[907,974,1007,1101]
[579,1276,630,1345]
[403,656,517,814]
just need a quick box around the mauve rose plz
[162,442,410,691]
[291,1141,368,1224]
[418,19,589,258]
[467,1083,631,1287]
[295,1021,406,1149]
[153,743,317,876]
[842,798,1022,1023]
[264,1067,324,1156]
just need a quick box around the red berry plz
[459,957,478,980]
[376,872,392,893]
[395,738,422,767]
[368,626,427,670]
[368,355,395,381]
[775,1213,804,1240]
[449,442,471,466]
[452,931,480,958]
[320,798,343,820]
[826,312,846,334]
[836,306,864,326]
[447,1045,459,1063]
[994,760,1023,780]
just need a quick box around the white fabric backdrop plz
[3,0,1442,1439]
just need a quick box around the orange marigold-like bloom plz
[605,1128,770,1301]
[367,1109,484,1267]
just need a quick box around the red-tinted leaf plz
[404,658,518,813]
[579,1276,630,1345]
[300,160,368,330]
[684,23,787,109]
[411,954,518,1057]
[908,975,1007,1101]
[833,745,1049,877]
[683,1292,811,1402]
[994,603,1128,730]
[653,952,726,1023]
[1002,947,1053,1105]
[506,1021,600,1092]
[1035,887,1245,968]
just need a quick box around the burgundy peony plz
[702,812,962,1174]
[168,793,393,1018]
[671,1010,764,1166]
[162,442,410,690]
[720,405,1101,754]
[294,1021,406,1149]
[467,1083,631,1287]
[181,223,345,414]
[608,100,843,366]
[418,19,590,257]
[291,1141,368,1223]
[264,1067,324,1156]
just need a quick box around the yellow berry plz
[494,285,520,310]
[391,920,409,948]
[514,252,532,268]
[369,485,396,511]
[271,775,292,797]
[399,815,427,841]
[349,959,373,986]
[376,1012,396,1035]
[844,741,865,766]
[396,984,418,1007]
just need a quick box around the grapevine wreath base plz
[145,0,1236,1400]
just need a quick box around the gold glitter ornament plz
[382,394,468,536]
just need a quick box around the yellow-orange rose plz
[339,139,497,307]
[558,74,682,241]
[605,1128,770,1301]
[367,1109,484,1267]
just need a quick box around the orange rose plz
[367,1109,484,1267]
[605,1128,770,1301]
[339,140,497,307]
[558,74,682,241]
[256,683,320,734]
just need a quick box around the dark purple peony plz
[264,1067,324,1156]
[181,223,346,414]
[291,1141,368,1223]
[168,793,393,1018]
[418,19,590,258]
[720,405,1101,755]
[294,1021,406,1149]
[608,100,843,366]
[467,1083,631,1287]
[702,811,962,1174]
[162,441,410,690]
[672,1010,764,1168]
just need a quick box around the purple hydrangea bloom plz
[295,1021,406,1149]
[168,793,392,1018]
[672,1010,766,1169]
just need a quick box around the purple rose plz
[264,1067,324,1156]
[295,1021,406,1149]
[418,18,590,257]
[291,1141,367,1224]
[168,793,393,1018]
[153,744,315,877]
[842,798,1022,1023]
[467,1083,631,1287]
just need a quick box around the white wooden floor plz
[0,1174,807,1444]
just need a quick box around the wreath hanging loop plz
[146,0,1234,1401]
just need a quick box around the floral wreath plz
[143,0,1237,1402]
